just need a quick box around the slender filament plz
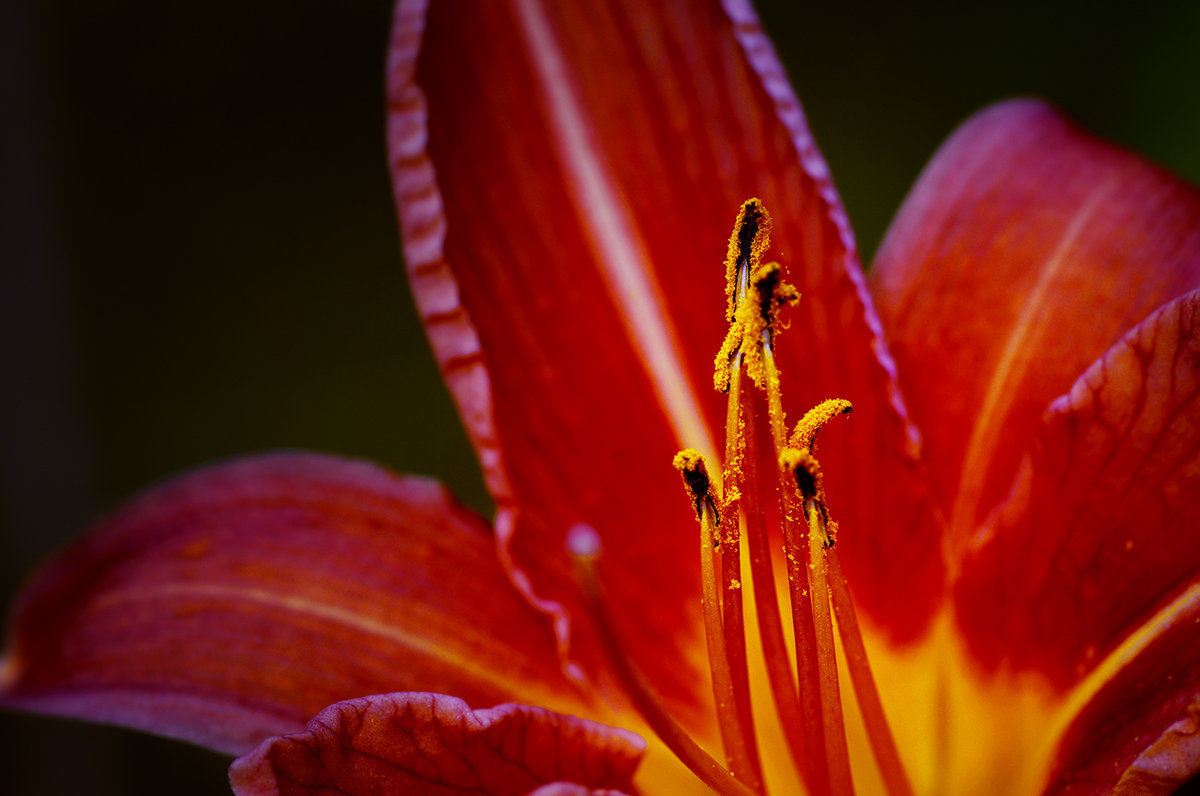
[828,550,915,796]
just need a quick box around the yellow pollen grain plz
[791,398,854,452]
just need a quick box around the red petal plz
[0,453,585,754]
[228,693,644,796]
[871,99,1200,555]
[956,290,1200,687]
[1040,590,1200,795]
[388,0,938,706]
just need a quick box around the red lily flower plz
[4,0,1200,794]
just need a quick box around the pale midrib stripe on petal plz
[513,0,719,466]
[950,176,1121,549]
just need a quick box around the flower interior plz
[570,199,913,796]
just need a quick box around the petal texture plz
[871,99,1200,555]
[228,693,644,796]
[0,452,584,754]
[956,289,1200,687]
[388,0,938,714]
[1040,590,1200,795]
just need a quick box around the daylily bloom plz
[4,0,1200,794]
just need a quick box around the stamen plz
[789,407,911,795]
[749,283,833,796]
[567,526,761,796]
[674,450,763,791]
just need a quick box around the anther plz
[790,399,853,452]
[731,262,800,389]
[724,198,773,322]
[779,446,824,504]
[749,263,800,334]
[673,448,718,524]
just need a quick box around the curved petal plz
[0,452,587,755]
[387,0,938,713]
[870,99,1200,555]
[1039,589,1200,795]
[229,693,644,796]
[956,289,1200,687]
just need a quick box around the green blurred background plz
[2,0,1199,793]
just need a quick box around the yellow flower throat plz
[572,200,913,796]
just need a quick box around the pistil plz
[674,449,763,792]
[749,270,841,796]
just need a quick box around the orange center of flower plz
[571,200,914,796]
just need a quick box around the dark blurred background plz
[2,1,1199,793]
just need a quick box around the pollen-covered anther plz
[790,398,853,452]
[723,198,773,321]
[750,262,800,331]
[672,448,719,524]
[735,262,800,388]
[779,446,824,504]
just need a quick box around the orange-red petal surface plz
[229,693,644,796]
[956,290,1200,687]
[387,0,940,714]
[0,453,585,755]
[871,99,1200,557]
[1040,588,1200,795]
